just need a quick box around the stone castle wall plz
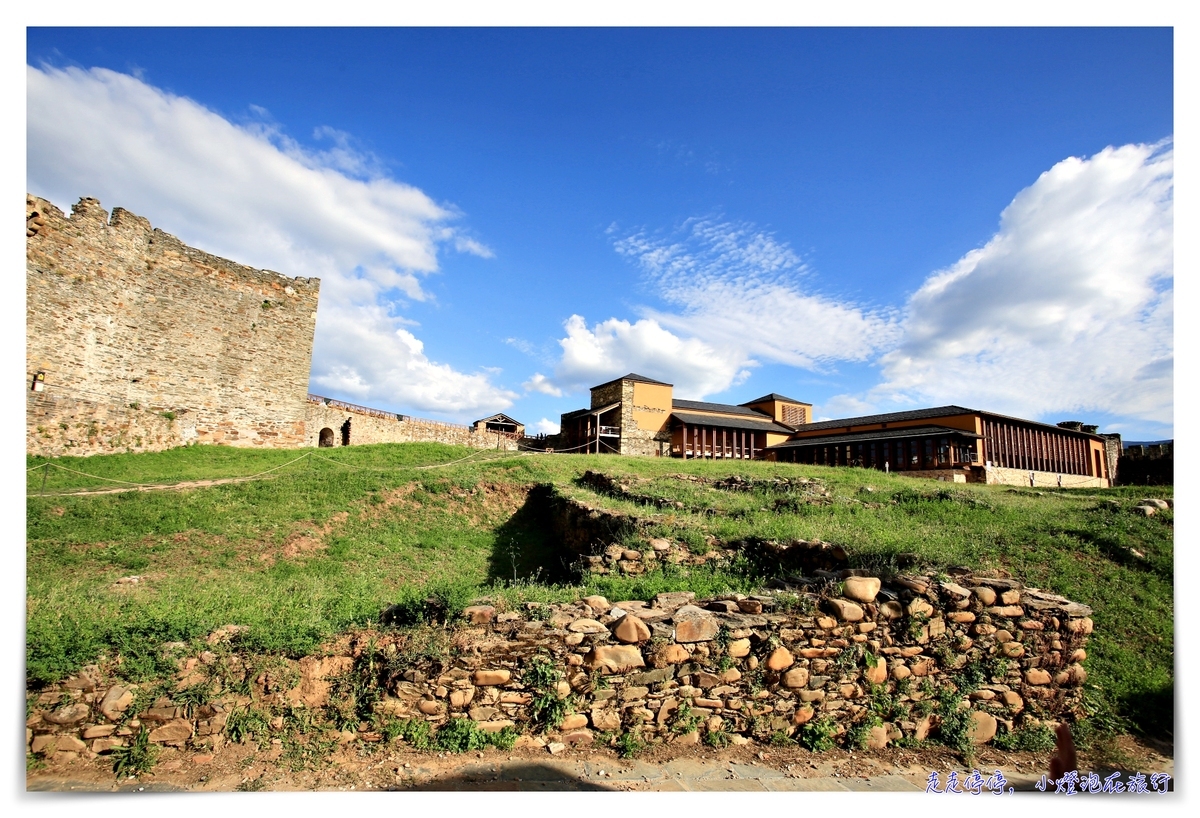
[304,400,519,451]
[26,195,319,456]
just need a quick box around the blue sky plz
[26,27,1174,440]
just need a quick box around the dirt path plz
[26,734,1173,793]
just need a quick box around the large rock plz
[583,645,645,673]
[560,714,589,730]
[568,618,608,634]
[472,669,511,686]
[582,595,610,613]
[971,587,997,606]
[766,647,794,671]
[672,606,721,643]
[843,577,881,603]
[148,718,193,744]
[863,660,887,686]
[969,711,997,744]
[44,703,91,725]
[463,605,496,624]
[782,667,810,688]
[906,598,935,618]
[100,685,136,721]
[1024,668,1052,685]
[649,644,690,666]
[590,708,622,731]
[727,638,751,658]
[825,598,864,622]
[613,613,651,644]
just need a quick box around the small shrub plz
[992,723,1056,752]
[844,713,883,750]
[615,729,646,758]
[798,716,838,752]
[769,730,797,747]
[703,729,730,748]
[160,411,177,422]
[435,718,489,753]
[173,682,212,717]
[489,725,520,751]
[670,702,702,735]
[111,727,157,777]
[396,717,433,750]
[524,654,572,732]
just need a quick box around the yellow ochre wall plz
[631,381,674,435]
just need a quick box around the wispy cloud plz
[27,64,512,418]
[617,218,900,369]
[539,218,897,399]
[876,141,1173,425]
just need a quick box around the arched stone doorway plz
[319,427,335,447]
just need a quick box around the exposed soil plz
[26,731,1173,793]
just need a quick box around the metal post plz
[40,462,49,496]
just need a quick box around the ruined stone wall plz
[304,401,518,451]
[26,573,1092,761]
[26,195,319,456]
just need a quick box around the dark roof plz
[671,411,795,434]
[591,372,672,390]
[475,413,522,426]
[767,425,982,449]
[797,404,1105,439]
[672,399,768,417]
[796,405,975,432]
[741,393,808,406]
[560,401,620,421]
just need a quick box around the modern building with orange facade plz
[558,374,1113,487]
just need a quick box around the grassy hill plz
[26,443,1173,744]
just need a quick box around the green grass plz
[25,443,1173,740]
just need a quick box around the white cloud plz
[522,373,563,397]
[617,218,900,370]
[816,394,879,422]
[876,142,1173,425]
[550,314,751,399]
[27,64,511,418]
[538,218,897,400]
[533,418,560,435]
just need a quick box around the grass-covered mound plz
[26,443,1173,743]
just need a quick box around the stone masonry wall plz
[26,194,319,456]
[26,574,1092,762]
[27,392,191,458]
[304,401,518,451]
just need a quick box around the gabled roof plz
[475,413,523,426]
[591,372,672,390]
[767,425,982,449]
[672,399,768,418]
[671,411,795,434]
[561,402,620,420]
[741,393,808,406]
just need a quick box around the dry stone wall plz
[27,573,1092,762]
[26,194,319,456]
